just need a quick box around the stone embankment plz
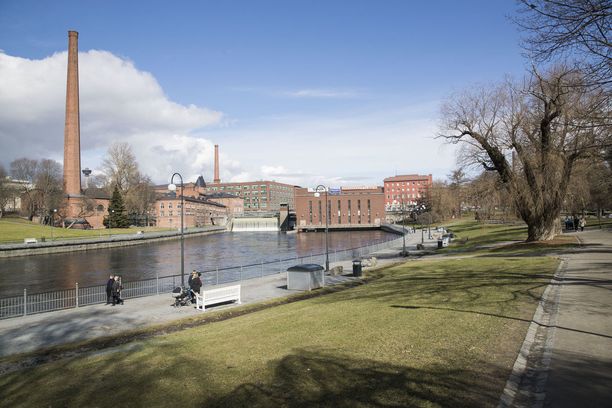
[0,226,227,258]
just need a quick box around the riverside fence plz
[0,234,406,320]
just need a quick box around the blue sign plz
[328,188,341,195]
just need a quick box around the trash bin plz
[352,260,362,277]
[437,239,443,249]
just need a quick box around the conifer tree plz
[104,185,130,228]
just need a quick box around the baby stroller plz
[172,286,191,307]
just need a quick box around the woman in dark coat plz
[112,276,124,305]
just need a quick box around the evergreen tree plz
[104,185,130,228]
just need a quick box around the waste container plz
[352,260,362,277]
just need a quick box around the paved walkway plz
[501,228,612,408]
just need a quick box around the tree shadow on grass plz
[207,348,505,408]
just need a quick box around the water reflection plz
[0,230,394,296]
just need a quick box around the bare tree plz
[448,169,468,218]
[515,0,611,86]
[440,68,609,241]
[10,158,38,219]
[101,142,141,193]
[34,159,63,223]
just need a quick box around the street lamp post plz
[169,173,185,288]
[51,209,57,241]
[400,197,407,256]
[109,209,115,236]
[314,185,329,273]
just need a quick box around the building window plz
[169,211,173,216]
[308,201,313,223]
[169,203,173,208]
[368,199,371,223]
[338,200,341,224]
[348,200,352,224]
[160,203,164,208]
[318,201,322,225]
[357,200,361,224]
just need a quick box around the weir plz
[232,217,279,232]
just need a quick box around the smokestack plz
[214,144,220,183]
[63,30,81,196]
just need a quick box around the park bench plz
[195,284,241,311]
[24,238,38,244]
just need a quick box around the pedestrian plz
[105,275,114,304]
[189,271,202,303]
[579,216,586,232]
[112,275,124,306]
[573,215,579,231]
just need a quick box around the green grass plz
[0,256,558,407]
[0,217,172,243]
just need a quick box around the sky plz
[0,0,529,188]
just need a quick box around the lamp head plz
[168,183,177,192]
[314,192,320,198]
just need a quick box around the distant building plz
[383,174,432,211]
[1,178,31,213]
[152,176,243,225]
[205,181,296,212]
[155,194,228,228]
[294,186,385,231]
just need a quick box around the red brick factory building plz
[383,174,432,211]
[294,187,385,232]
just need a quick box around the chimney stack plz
[63,30,81,197]
[213,144,220,183]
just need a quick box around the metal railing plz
[0,234,404,320]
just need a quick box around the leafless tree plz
[440,68,609,241]
[101,142,156,220]
[10,158,38,219]
[33,159,63,223]
[448,169,468,218]
[515,0,611,86]
[101,142,141,193]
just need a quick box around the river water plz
[0,230,396,297]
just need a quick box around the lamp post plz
[314,185,329,273]
[50,209,57,241]
[109,209,115,236]
[169,173,185,287]
[400,197,407,256]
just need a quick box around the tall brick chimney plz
[213,144,220,183]
[63,30,81,197]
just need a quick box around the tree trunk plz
[526,216,560,242]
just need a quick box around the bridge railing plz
[0,234,405,320]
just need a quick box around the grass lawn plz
[0,255,558,407]
[0,217,173,244]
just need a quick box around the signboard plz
[328,188,341,196]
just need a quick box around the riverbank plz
[0,226,227,258]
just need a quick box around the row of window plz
[306,199,374,224]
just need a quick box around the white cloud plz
[0,50,224,182]
[210,103,458,188]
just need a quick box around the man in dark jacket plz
[106,275,114,304]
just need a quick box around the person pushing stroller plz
[188,270,202,303]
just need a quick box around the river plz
[0,230,396,297]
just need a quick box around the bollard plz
[156,274,159,295]
[23,288,27,316]
[75,283,79,308]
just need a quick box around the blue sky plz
[0,0,528,187]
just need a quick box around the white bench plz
[24,238,38,244]
[196,284,241,311]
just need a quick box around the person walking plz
[111,275,124,306]
[579,216,586,232]
[105,275,114,304]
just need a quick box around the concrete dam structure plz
[232,217,279,232]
